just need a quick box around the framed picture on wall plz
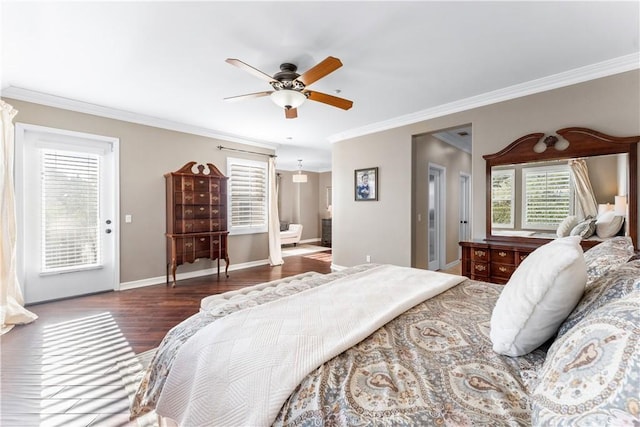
[354,167,378,201]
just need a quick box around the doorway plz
[428,163,445,270]
[15,124,120,304]
[459,172,471,257]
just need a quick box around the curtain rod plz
[217,145,276,158]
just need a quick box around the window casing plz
[226,157,268,235]
[522,165,572,229]
[491,169,515,229]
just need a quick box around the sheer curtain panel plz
[268,157,283,266]
[568,159,598,219]
[0,100,37,334]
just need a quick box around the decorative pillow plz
[570,217,596,238]
[556,215,578,238]
[279,221,290,232]
[490,236,587,357]
[583,236,635,286]
[532,291,639,426]
[556,259,640,339]
[595,210,625,238]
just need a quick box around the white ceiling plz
[2,1,638,171]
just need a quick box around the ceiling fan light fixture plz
[270,89,306,110]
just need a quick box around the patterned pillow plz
[570,217,596,238]
[583,236,635,286]
[556,259,640,338]
[532,290,639,426]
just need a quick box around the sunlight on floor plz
[39,312,137,426]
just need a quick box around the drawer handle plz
[499,251,507,257]
[185,183,193,189]
[474,250,486,257]
[520,255,528,261]
[212,197,219,202]
[199,221,205,225]
[199,207,205,211]
[185,195,193,201]
[474,264,486,272]
[499,266,507,272]
[212,184,218,189]
[212,210,219,215]
[212,223,219,227]
[185,209,193,214]
[213,240,219,244]
[199,194,206,198]
[185,242,193,248]
[185,224,192,228]
[200,238,206,242]
[198,180,205,184]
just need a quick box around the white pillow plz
[556,215,578,237]
[490,236,587,356]
[595,210,624,238]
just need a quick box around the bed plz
[131,236,639,426]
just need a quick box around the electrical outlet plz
[125,214,132,223]
[366,255,371,263]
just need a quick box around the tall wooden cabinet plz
[165,162,229,287]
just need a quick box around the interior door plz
[15,124,119,304]
[459,173,471,254]
[428,164,445,270]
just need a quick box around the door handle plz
[105,229,112,234]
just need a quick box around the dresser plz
[165,162,229,287]
[321,218,332,247]
[459,240,539,284]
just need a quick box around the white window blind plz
[227,158,268,234]
[41,150,101,272]
[523,165,571,229]
[491,169,515,228]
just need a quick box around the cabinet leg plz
[225,255,230,278]
[171,263,177,288]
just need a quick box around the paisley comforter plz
[132,264,547,426]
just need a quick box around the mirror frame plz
[484,127,638,248]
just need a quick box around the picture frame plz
[354,167,378,201]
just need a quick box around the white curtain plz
[568,158,598,219]
[268,157,283,266]
[0,100,37,334]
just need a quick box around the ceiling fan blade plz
[225,58,276,83]
[296,56,343,86]
[306,91,353,110]
[285,108,298,119]
[223,91,273,102]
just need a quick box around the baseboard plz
[300,237,321,245]
[444,259,461,271]
[118,259,270,291]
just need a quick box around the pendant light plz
[292,159,308,183]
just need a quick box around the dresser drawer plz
[194,177,210,192]
[210,219,226,231]
[491,262,516,280]
[174,176,194,191]
[517,251,532,264]
[490,249,515,264]
[175,205,195,220]
[471,248,489,261]
[471,261,489,278]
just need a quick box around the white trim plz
[330,263,348,271]
[328,53,640,143]
[428,163,447,271]
[2,86,279,151]
[442,259,461,272]
[119,259,268,291]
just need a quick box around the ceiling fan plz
[224,56,353,119]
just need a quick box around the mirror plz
[484,128,638,248]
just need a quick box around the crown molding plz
[328,53,640,143]
[0,86,279,151]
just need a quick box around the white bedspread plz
[156,264,465,426]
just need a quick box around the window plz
[491,169,515,228]
[522,165,571,229]
[227,157,268,234]
[41,149,101,272]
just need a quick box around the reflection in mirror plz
[484,128,638,248]
[490,154,626,239]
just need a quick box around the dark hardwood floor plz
[1,251,332,427]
